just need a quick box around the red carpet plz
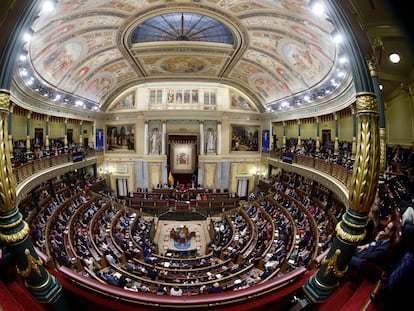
[315,280,355,311]
[341,279,375,311]
[0,278,46,311]
[315,279,383,311]
[0,281,26,311]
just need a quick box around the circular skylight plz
[132,12,234,44]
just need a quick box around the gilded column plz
[302,0,379,303]
[351,105,357,160]
[0,90,66,308]
[282,121,286,150]
[369,60,387,183]
[303,93,379,302]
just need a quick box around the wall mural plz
[160,57,205,73]
[231,125,259,152]
[109,92,135,111]
[106,124,134,151]
[230,90,254,110]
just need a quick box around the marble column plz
[217,122,222,155]
[144,121,148,155]
[162,121,166,155]
[199,121,204,155]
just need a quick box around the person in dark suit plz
[209,282,223,293]
[0,241,15,284]
[370,218,414,308]
[349,221,395,271]
[101,270,119,287]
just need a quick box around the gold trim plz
[348,94,379,215]
[26,274,51,290]
[71,273,301,308]
[379,128,387,173]
[335,222,366,243]
[0,208,19,219]
[0,91,10,110]
[17,248,43,278]
[0,213,23,228]
[355,93,377,112]
[0,221,30,243]
[313,274,339,290]
[0,96,16,213]
[321,249,348,278]
[343,211,366,220]
[341,216,367,229]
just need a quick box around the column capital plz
[0,90,10,112]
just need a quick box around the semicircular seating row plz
[26,172,338,295]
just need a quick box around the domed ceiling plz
[15,0,351,114]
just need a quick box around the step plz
[340,279,380,311]
[0,281,27,311]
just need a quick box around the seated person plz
[370,249,414,308]
[0,241,15,284]
[170,286,183,296]
[209,282,223,293]
[349,221,396,272]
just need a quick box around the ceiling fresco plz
[20,0,346,113]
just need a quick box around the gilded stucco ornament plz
[17,248,43,278]
[0,90,16,214]
[348,93,379,216]
[321,249,348,278]
[355,93,377,112]
[0,90,10,111]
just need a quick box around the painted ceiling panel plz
[19,0,347,113]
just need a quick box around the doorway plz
[237,178,249,200]
[116,178,128,197]
[34,128,43,146]
[322,129,331,147]
[67,129,73,144]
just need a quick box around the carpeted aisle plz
[155,220,210,256]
